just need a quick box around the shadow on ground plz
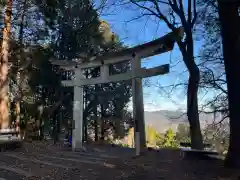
[18,142,240,180]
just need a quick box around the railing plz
[180,142,211,149]
[0,128,20,140]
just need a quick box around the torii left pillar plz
[72,69,84,151]
[132,53,146,155]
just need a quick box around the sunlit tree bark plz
[0,0,13,129]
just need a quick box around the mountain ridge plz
[144,110,214,133]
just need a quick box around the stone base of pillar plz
[72,140,82,150]
[135,132,140,156]
[72,140,87,152]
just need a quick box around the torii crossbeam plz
[51,27,184,155]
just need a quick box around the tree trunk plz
[180,32,203,150]
[0,0,13,129]
[15,0,27,135]
[100,118,105,140]
[187,71,203,150]
[83,118,87,142]
[114,118,121,139]
[94,107,98,141]
[15,101,20,134]
[15,63,24,136]
[52,114,58,144]
[93,83,99,142]
[100,105,105,141]
[94,118,98,141]
[217,0,240,168]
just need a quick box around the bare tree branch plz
[191,0,198,27]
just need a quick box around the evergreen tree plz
[162,128,178,148]
[176,123,191,143]
[34,0,132,141]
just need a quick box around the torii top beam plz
[50,27,184,70]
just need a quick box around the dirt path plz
[0,142,134,180]
[0,142,239,180]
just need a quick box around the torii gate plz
[51,27,184,155]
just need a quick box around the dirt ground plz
[0,141,239,180]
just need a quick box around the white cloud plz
[126,99,184,112]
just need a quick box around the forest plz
[0,0,239,171]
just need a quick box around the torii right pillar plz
[132,53,146,155]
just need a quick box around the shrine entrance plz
[51,27,183,155]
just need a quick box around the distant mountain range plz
[144,110,214,133]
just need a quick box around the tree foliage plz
[0,0,133,141]
[146,126,163,146]
[203,122,229,154]
[162,128,178,147]
[198,0,228,120]
[176,123,191,143]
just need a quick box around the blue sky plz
[98,1,208,111]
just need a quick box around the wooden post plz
[131,53,146,156]
[72,68,84,151]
